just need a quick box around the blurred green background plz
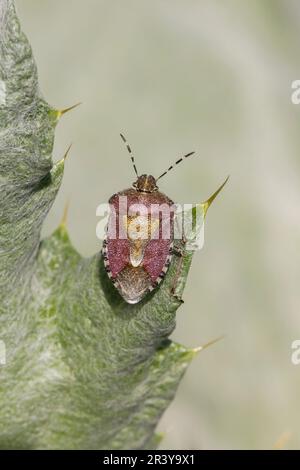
[16,0,300,449]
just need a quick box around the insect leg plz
[170,242,185,303]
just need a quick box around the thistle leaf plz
[0,0,225,450]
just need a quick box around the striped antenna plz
[156,151,195,182]
[120,133,139,177]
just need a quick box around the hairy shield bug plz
[102,134,227,304]
[102,134,195,304]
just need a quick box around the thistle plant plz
[0,0,226,450]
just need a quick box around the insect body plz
[102,134,196,304]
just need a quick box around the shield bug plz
[102,134,198,304]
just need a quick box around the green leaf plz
[0,0,225,449]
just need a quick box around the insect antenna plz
[156,151,196,182]
[120,133,139,177]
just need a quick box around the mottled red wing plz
[142,239,171,283]
[106,238,129,278]
[104,188,174,303]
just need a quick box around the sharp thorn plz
[273,431,292,450]
[60,200,70,228]
[201,175,230,218]
[56,102,82,119]
[192,335,225,354]
[63,143,73,161]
